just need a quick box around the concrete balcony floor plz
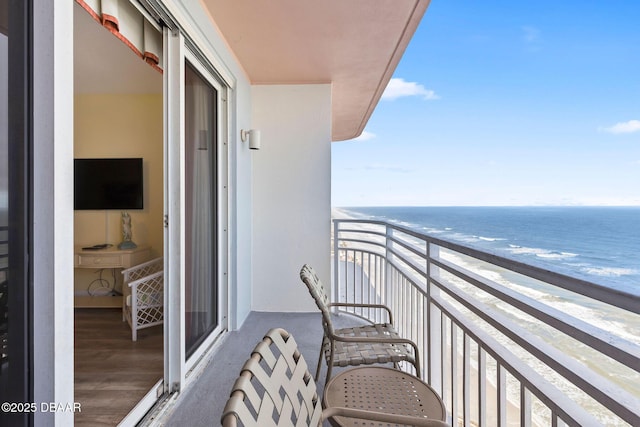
[162,311,365,426]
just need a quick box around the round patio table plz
[323,366,447,427]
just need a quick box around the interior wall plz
[73,93,163,294]
[251,84,332,312]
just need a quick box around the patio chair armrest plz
[323,406,448,426]
[127,270,164,288]
[330,333,420,355]
[121,256,163,276]
[328,302,394,324]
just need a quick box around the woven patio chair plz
[221,328,448,427]
[299,264,421,383]
[121,257,163,341]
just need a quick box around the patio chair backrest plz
[122,257,163,283]
[221,328,323,427]
[300,264,334,335]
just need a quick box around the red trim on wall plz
[74,0,163,74]
[144,52,163,73]
[149,62,164,74]
[101,13,120,32]
[76,0,102,24]
[105,25,144,59]
[143,52,159,65]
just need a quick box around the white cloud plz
[364,164,413,173]
[382,78,439,101]
[599,120,640,134]
[521,26,542,52]
[522,26,540,43]
[352,130,376,141]
[346,163,413,173]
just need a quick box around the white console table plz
[74,245,151,308]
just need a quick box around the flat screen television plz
[74,158,144,210]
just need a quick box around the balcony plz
[331,219,640,426]
[165,219,640,426]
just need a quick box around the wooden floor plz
[74,308,163,426]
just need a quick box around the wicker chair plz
[221,328,447,427]
[300,264,421,383]
[121,257,163,341]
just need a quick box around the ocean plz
[338,206,640,296]
[337,206,640,424]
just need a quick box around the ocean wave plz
[441,252,640,337]
[422,227,444,234]
[580,266,638,277]
[453,234,487,244]
[389,218,416,229]
[507,245,578,260]
[398,221,415,227]
[478,236,507,242]
[507,244,543,254]
[537,252,579,260]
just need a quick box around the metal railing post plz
[384,224,393,310]
[428,242,442,393]
[333,219,340,304]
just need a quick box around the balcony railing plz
[332,219,640,427]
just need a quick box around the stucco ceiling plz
[202,0,430,141]
[73,1,430,140]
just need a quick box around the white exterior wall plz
[33,0,75,425]
[231,87,254,328]
[251,84,332,312]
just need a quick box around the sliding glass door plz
[184,61,219,358]
[164,27,228,391]
[0,0,32,425]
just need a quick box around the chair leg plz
[324,346,334,385]
[325,361,333,387]
[413,352,421,379]
[314,338,324,381]
[393,360,421,379]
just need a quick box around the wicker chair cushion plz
[326,324,415,367]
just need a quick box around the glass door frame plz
[1,1,33,425]
[164,28,229,390]
[182,48,228,370]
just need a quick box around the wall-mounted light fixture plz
[198,130,208,150]
[240,129,261,150]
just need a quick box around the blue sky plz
[332,1,640,207]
